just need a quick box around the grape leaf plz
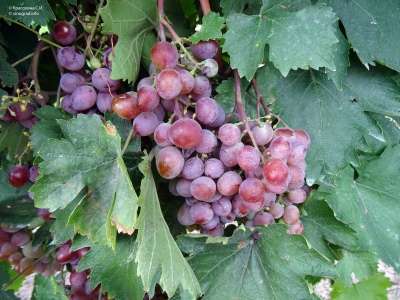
[0,45,18,87]
[336,250,377,285]
[370,113,400,146]
[220,0,262,15]
[179,225,334,300]
[0,122,30,161]
[321,145,400,271]
[189,12,225,43]
[326,29,349,90]
[32,275,67,300]
[0,262,18,300]
[331,273,390,300]
[325,0,400,72]
[134,154,201,299]
[30,114,138,247]
[77,237,144,300]
[302,192,360,261]
[0,0,55,26]
[100,0,157,83]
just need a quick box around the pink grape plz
[287,144,306,165]
[154,123,172,146]
[11,231,30,247]
[60,73,85,93]
[218,123,241,146]
[269,203,284,219]
[204,158,224,179]
[253,212,275,226]
[177,68,195,94]
[190,176,216,202]
[52,21,77,45]
[212,197,232,217]
[239,178,265,203]
[275,127,295,141]
[191,76,211,100]
[208,105,225,128]
[176,179,192,197]
[71,85,97,111]
[156,69,182,100]
[137,76,154,90]
[287,222,304,235]
[189,202,214,224]
[217,171,242,196]
[288,165,305,190]
[283,205,300,225]
[151,42,179,69]
[195,129,218,154]
[168,118,202,149]
[252,123,274,145]
[287,188,307,204]
[156,146,184,179]
[263,192,277,207]
[91,68,121,92]
[96,92,114,113]
[219,142,244,167]
[191,40,218,60]
[263,159,289,186]
[237,146,261,173]
[133,112,160,136]
[182,157,204,180]
[294,129,311,149]
[57,47,85,71]
[195,97,221,125]
[232,195,250,217]
[268,137,291,160]
[138,86,160,111]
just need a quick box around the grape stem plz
[157,0,166,41]
[11,46,50,67]
[251,78,270,115]
[234,70,263,159]
[199,0,211,15]
[122,127,135,155]
[30,42,44,94]
[84,0,105,56]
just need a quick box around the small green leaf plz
[0,45,18,87]
[32,275,67,300]
[0,122,29,161]
[336,251,377,285]
[189,12,225,43]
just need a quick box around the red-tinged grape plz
[283,205,300,225]
[91,68,121,92]
[212,197,232,217]
[191,76,211,100]
[195,97,220,125]
[219,142,244,167]
[201,58,219,78]
[71,85,97,111]
[177,68,195,94]
[191,40,218,60]
[239,178,265,203]
[29,166,39,182]
[96,93,114,113]
[218,123,241,146]
[22,242,43,258]
[182,157,204,180]
[190,176,216,202]
[265,180,288,194]
[151,42,179,69]
[176,179,192,197]
[154,123,172,146]
[253,212,275,226]
[268,137,291,160]
[133,112,160,136]
[137,76,154,90]
[287,188,307,204]
[288,165,305,190]
[238,145,261,173]
[0,229,11,243]
[201,216,220,230]
[242,197,264,212]
[294,129,311,149]
[204,223,224,237]
[287,144,306,165]
[60,73,85,93]
[217,171,242,196]
[156,69,182,100]
[263,159,289,186]
[11,231,30,247]
[204,158,224,179]
[195,129,218,154]
[263,192,277,207]
[70,271,87,290]
[52,21,77,45]
[137,86,160,112]
[161,98,175,112]
[156,146,184,179]
[287,221,304,235]
[57,47,85,71]
[56,243,72,263]
[112,92,141,120]
[189,202,214,224]
[153,104,165,121]
[8,103,35,122]
[168,118,202,149]
[0,242,18,257]
[232,195,250,217]
[8,165,29,187]
[252,123,273,145]
[275,127,295,140]
[62,95,77,114]
[269,203,284,219]
[8,252,23,265]
[220,212,236,224]
[208,105,225,128]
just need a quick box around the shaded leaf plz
[32,275,67,300]
[0,45,18,87]
[189,12,225,43]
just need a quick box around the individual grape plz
[269,203,284,219]
[71,85,97,111]
[218,123,241,146]
[59,73,85,93]
[52,21,77,45]
[61,95,76,114]
[153,104,166,121]
[219,142,244,167]
[287,144,306,166]
[208,105,225,128]
[189,202,214,224]
[252,123,274,145]
[176,179,192,197]
[182,157,204,180]
[195,97,220,125]
[8,103,35,122]
[283,205,300,225]
[191,40,218,60]
[204,158,224,179]
[288,165,305,190]
[151,42,179,69]
[133,112,160,136]
[263,159,289,187]
[8,165,29,187]
[239,178,265,203]
[294,129,311,149]
[0,242,18,257]
[232,195,250,217]
[220,212,236,224]
[237,146,261,173]
[177,68,195,94]
[112,92,141,120]
[263,192,277,207]
[168,180,179,196]
[201,58,219,77]
[95,92,113,113]
[212,197,232,217]
[91,68,121,92]
[217,171,242,196]
[156,69,182,100]
[57,47,85,71]
[70,271,87,290]
[11,231,30,247]
[190,176,216,202]
[195,129,218,154]
[201,216,220,230]
[28,166,39,183]
[168,118,202,149]
[287,188,307,204]
[154,123,172,146]
[137,86,160,111]
[191,76,211,100]
[137,76,154,90]
[287,221,304,235]
[156,146,184,179]
[204,223,224,237]
[253,212,275,226]
[268,137,291,161]
[22,242,43,258]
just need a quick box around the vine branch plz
[157,0,166,41]
[84,0,105,56]
[251,78,270,115]
[199,0,211,15]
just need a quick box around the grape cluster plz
[0,227,61,276]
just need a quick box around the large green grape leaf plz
[220,0,262,15]
[32,275,67,300]
[336,250,377,285]
[30,114,138,247]
[326,29,349,90]
[0,45,18,87]
[320,145,400,271]
[134,154,201,300]
[78,238,143,300]
[325,0,400,72]
[189,12,225,43]
[100,0,157,83]
[0,262,19,300]
[179,225,334,300]
[370,113,400,146]
[0,0,55,26]
[0,122,29,161]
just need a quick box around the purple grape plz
[189,202,214,224]
[153,104,166,121]
[151,42,179,70]
[29,166,39,183]
[176,179,192,197]
[156,69,182,100]
[191,76,211,100]
[204,158,224,179]
[182,157,204,180]
[237,145,261,173]
[208,105,225,128]
[212,197,232,217]
[57,47,85,71]
[156,146,184,179]
[190,176,216,202]
[177,68,195,94]
[195,97,221,125]
[219,142,244,167]
[137,76,154,90]
[133,112,160,136]
[269,203,284,219]
[217,171,242,196]
[71,85,97,111]
[96,92,114,113]
[195,129,218,154]
[252,123,274,145]
[177,204,195,226]
[154,123,172,147]
[201,216,220,230]
[61,95,77,114]
[253,212,275,226]
[191,40,218,60]
[60,73,85,93]
[91,68,121,92]
[218,123,241,146]
[138,86,160,112]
